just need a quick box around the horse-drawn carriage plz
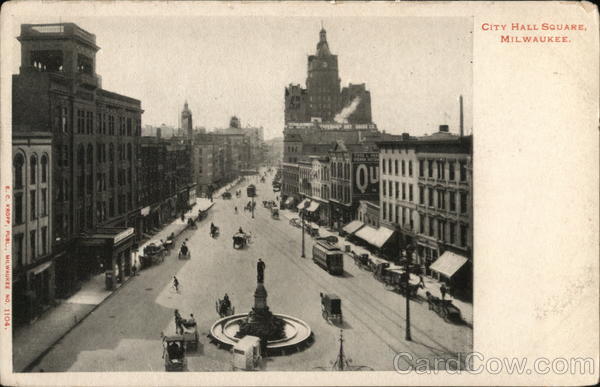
[162,334,187,372]
[320,293,342,324]
[178,249,191,260]
[216,298,235,317]
[271,207,279,219]
[187,217,197,229]
[305,222,320,237]
[233,232,251,249]
[383,269,423,297]
[350,251,371,271]
[247,184,256,197]
[222,191,232,200]
[179,317,200,351]
[262,200,276,208]
[210,225,220,238]
[140,243,166,268]
[426,292,462,323]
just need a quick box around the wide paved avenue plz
[32,171,471,372]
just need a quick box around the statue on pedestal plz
[257,258,265,283]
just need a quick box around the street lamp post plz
[404,244,414,341]
[252,196,255,219]
[301,208,306,258]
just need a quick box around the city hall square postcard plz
[0,1,598,386]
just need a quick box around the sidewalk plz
[12,197,214,372]
[280,208,473,326]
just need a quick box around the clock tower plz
[306,27,341,122]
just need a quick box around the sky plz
[8,14,472,140]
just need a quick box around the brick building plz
[377,127,473,295]
[12,132,53,324]
[12,23,142,297]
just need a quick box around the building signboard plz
[113,227,135,245]
[352,152,379,197]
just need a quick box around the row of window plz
[380,202,469,247]
[418,159,468,181]
[418,186,468,214]
[381,179,469,215]
[382,158,413,177]
[381,180,415,202]
[74,108,140,137]
[331,182,351,204]
[13,153,48,189]
[331,161,350,180]
[13,188,48,225]
[13,226,48,267]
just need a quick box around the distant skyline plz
[8,16,472,140]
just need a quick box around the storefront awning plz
[306,201,320,212]
[355,226,395,249]
[31,261,52,276]
[429,251,468,278]
[297,198,310,210]
[343,220,365,235]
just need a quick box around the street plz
[31,170,471,372]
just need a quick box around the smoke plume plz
[334,97,361,123]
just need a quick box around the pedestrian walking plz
[418,274,425,288]
[173,276,180,293]
[440,284,447,300]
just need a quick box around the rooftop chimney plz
[439,125,449,133]
[156,127,162,138]
[401,132,410,140]
[459,95,464,137]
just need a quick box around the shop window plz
[460,224,468,247]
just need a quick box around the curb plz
[20,202,217,372]
[20,273,136,372]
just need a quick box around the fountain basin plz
[209,313,313,355]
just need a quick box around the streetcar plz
[312,240,344,275]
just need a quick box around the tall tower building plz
[181,100,193,138]
[306,27,341,122]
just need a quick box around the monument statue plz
[257,258,265,283]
